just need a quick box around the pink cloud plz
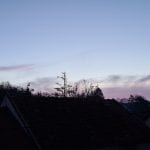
[103,86,150,99]
[101,75,150,99]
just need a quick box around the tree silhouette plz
[90,87,104,99]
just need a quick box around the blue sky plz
[0,0,150,98]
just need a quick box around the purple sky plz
[0,0,150,99]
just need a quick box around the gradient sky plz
[0,0,150,98]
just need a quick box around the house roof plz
[0,107,37,150]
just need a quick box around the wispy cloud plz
[101,75,150,99]
[99,75,150,87]
[102,75,122,84]
[0,64,34,72]
[30,77,58,93]
[137,75,150,83]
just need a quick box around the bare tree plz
[55,72,70,97]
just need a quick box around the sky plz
[0,0,150,99]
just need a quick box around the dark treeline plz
[0,82,150,150]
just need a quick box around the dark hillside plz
[10,94,150,150]
[122,100,150,121]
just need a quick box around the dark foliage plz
[11,96,150,149]
[122,95,150,121]
[0,83,150,150]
